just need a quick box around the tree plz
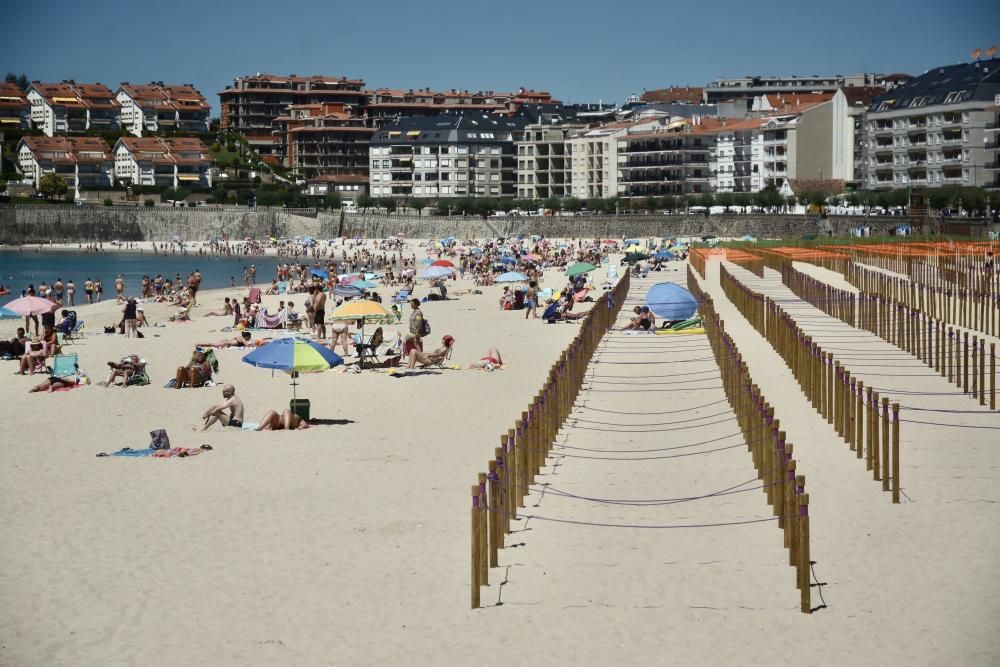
[0,177,7,194]
[542,196,560,213]
[715,192,734,212]
[103,198,114,206]
[38,173,68,199]
[410,198,428,216]
[659,194,676,212]
[4,73,16,85]
[376,197,396,213]
[324,192,342,210]
[357,193,374,213]
[644,195,659,213]
[698,192,715,209]
[562,197,583,212]
[17,74,28,91]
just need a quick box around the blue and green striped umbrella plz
[242,337,343,400]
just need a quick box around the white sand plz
[1,249,998,665]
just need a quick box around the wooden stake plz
[892,403,901,504]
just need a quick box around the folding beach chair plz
[51,353,79,378]
[392,289,411,305]
[62,320,85,344]
[355,326,383,370]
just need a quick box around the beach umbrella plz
[623,252,650,263]
[421,257,435,265]
[565,262,597,278]
[3,295,56,316]
[330,300,391,321]
[242,337,343,402]
[351,280,378,289]
[0,306,20,319]
[310,268,330,280]
[499,256,517,265]
[653,251,676,260]
[645,283,698,321]
[432,259,455,267]
[334,285,364,298]
[497,271,529,283]
[419,266,454,280]
[471,248,484,255]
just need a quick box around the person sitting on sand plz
[619,306,649,331]
[468,348,503,370]
[56,309,77,335]
[254,409,312,431]
[100,354,143,387]
[406,334,455,369]
[201,384,245,430]
[29,375,78,393]
[203,298,234,317]
[18,336,48,374]
[195,331,256,348]
[175,351,212,388]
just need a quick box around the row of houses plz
[16,135,212,194]
[0,80,211,136]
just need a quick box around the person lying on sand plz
[254,409,312,431]
[468,348,503,370]
[201,384,245,430]
[406,335,455,369]
[203,298,234,317]
[195,331,257,348]
[29,375,78,393]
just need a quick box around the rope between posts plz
[483,506,787,529]
[548,441,748,460]
[569,409,734,428]
[574,398,730,415]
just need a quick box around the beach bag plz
[104,325,116,334]
[421,319,431,336]
[149,429,171,450]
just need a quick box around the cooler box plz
[290,398,310,421]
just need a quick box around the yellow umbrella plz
[330,300,391,320]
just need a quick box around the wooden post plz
[980,341,986,407]
[495,446,508,535]
[855,380,864,459]
[800,493,811,614]
[991,344,996,411]
[892,403,901,504]
[784,459,796,549]
[477,474,488,586]
[471,486,481,609]
[487,460,499,567]
[872,390,881,480]
[865,386,874,471]
[963,332,969,394]
[881,397,890,492]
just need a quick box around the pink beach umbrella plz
[3,295,57,316]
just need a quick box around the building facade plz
[862,59,1000,190]
[26,82,120,136]
[271,103,373,176]
[113,137,212,189]
[369,114,524,199]
[219,74,368,160]
[0,83,30,130]
[117,83,211,136]
[615,117,712,198]
[705,72,907,106]
[514,117,587,200]
[305,174,369,203]
[17,136,113,194]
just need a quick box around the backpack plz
[421,318,431,336]
[150,429,171,450]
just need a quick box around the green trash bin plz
[289,398,310,421]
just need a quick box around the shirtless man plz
[84,278,94,304]
[115,274,125,303]
[201,384,245,430]
[312,286,327,340]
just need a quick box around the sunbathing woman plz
[468,348,503,370]
[619,306,650,331]
[29,375,78,393]
[203,297,234,317]
[195,331,255,348]
[100,354,142,387]
[175,351,212,388]
[254,409,312,431]
[406,334,455,369]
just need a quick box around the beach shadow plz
[809,560,828,613]
[312,418,355,426]
[389,370,443,378]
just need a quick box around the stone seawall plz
[2,206,994,243]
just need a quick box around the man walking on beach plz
[409,298,425,351]
[313,286,327,341]
[200,385,245,430]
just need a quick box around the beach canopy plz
[432,259,455,267]
[419,266,454,280]
[330,300,391,321]
[3,295,56,316]
[565,262,597,278]
[645,282,698,320]
[310,268,330,280]
[499,256,517,265]
[653,250,676,260]
[334,285,363,298]
[0,306,20,319]
[623,252,650,263]
[497,271,528,283]
[350,280,378,289]
[421,257,435,265]
[243,337,343,373]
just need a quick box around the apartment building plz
[271,103,373,176]
[219,74,368,160]
[705,72,908,106]
[113,137,212,189]
[706,118,765,193]
[364,87,555,126]
[862,59,1000,190]
[26,82,120,136]
[988,104,1000,190]
[639,86,704,105]
[369,114,525,199]
[117,82,211,136]
[17,136,113,194]
[514,107,589,200]
[615,117,714,198]
[305,174,369,203]
[0,83,30,130]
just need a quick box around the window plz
[441,159,450,167]
[909,96,927,108]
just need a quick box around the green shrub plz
[103,198,113,206]
[144,199,155,207]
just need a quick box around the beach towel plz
[241,422,260,430]
[254,309,287,329]
[98,445,212,458]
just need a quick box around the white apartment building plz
[117,82,211,136]
[706,118,763,193]
[515,120,586,200]
[369,114,524,199]
[862,59,1000,190]
[17,136,113,195]
[26,82,120,136]
[113,137,212,189]
[568,118,663,199]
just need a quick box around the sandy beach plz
[1,242,998,665]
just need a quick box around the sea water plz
[0,250,286,294]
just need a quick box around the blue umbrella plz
[419,266,454,280]
[0,306,19,319]
[653,251,676,260]
[471,248,484,255]
[310,268,330,280]
[335,285,363,298]
[351,280,378,289]
[242,337,343,401]
[497,271,528,283]
[499,256,517,265]
[421,257,435,265]
[645,283,698,320]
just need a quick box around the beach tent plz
[310,268,330,280]
[419,266,454,280]
[645,283,698,320]
[652,251,676,260]
[497,271,528,283]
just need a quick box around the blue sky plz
[3,0,998,114]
